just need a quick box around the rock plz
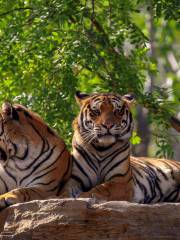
[0,198,180,240]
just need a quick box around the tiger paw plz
[0,192,21,209]
[79,191,97,199]
[58,190,70,198]
[79,189,109,201]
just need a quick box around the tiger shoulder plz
[0,101,71,209]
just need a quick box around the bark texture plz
[0,199,180,240]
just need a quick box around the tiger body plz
[131,157,180,203]
[61,92,180,203]
[0,102,71,208]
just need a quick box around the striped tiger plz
[60,92,180,203]
[0,102,71,209]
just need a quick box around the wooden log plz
[0,199,180,240]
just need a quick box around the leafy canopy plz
[0,0,179,156]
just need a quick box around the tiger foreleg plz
[58,178,83,198]
[0,187,47,209]
[79,178,133,201]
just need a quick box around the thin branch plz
[148,0,156,93]
[82,65,107,82]
[91,0,95,31]
[108,0,112,27]
[0,7,33,17]
[68,7,120,57]
[170,116,180,133]
[151,131,180,138]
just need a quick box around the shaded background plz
[0,0,179,159]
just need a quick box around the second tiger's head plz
[73,91,135,147]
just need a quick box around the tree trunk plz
[133,2,156,157]
[133,105,151,156]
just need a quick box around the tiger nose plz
[102,123,114,129]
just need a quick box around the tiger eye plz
[90,109,100,117]
[114,108,124,116]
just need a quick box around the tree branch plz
[0,7,33,17]
[91,0,95,30]
[170,116,180,133]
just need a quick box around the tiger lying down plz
[60,92,180,203]
[0,102,71,209]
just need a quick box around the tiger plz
[60,91,180,203]
[0,101,71,209]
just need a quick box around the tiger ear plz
[75,91,90,105]
[1,102,13,120]
[122,94,135,107]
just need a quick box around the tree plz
[0,0,179,156]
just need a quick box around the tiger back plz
[0,102,71,209]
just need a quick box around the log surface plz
[0,199,180,240]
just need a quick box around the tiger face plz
[74,92,134,147]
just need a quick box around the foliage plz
[0,0,179,155]
[131,131,141,145]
